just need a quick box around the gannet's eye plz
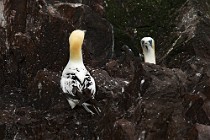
[149,40,152,46]
[141,40,144,46]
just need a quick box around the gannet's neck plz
[70,48,83,62]
[68,29,85,66]
[143,48,156,64]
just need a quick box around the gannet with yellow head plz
[140,37,156,64]
[60,29,97,115]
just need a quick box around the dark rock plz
[195,123,210,140]
[0,85,25,110]
[140,63,188,98]
[54,2,113,66]
[3,0,27,45]
[0,26,5,50]
[105,0,187,57]
[158,0,210,70]
[0,27,5,91]
[27,69,62,110]
[112,119,135,140]
[0,123,5,140]
[96,61,191,139]
[46,0,105,17]
[202,100,210,120]
[3,0,113,88]
[184,95,210,125]
[105,45,136,81]
[91,68,129,101]
[190,123,210,140]
[0,1,6,90]
[1,0,210,139]
[130,63,190,139]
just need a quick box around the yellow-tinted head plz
[69,30,86,61]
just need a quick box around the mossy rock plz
[105,0,187,56]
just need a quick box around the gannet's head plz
[140,37,156,64]
[69,30,85,49]
[69,30,86,61]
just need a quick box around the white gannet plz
[140,37,156,64]
[60,29,97,115]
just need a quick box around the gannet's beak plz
[144,45,148,50]
[141,40,148,50]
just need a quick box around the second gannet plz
[141,37,156,64]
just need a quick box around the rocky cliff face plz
[0,0,210,139]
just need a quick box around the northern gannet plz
[140,37,156,64]
[60,29,98,115]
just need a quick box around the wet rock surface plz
[0,0,210,139]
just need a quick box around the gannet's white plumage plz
[141,37,156,64]
[60,30,97,115]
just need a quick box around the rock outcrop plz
[0,0,210,139]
